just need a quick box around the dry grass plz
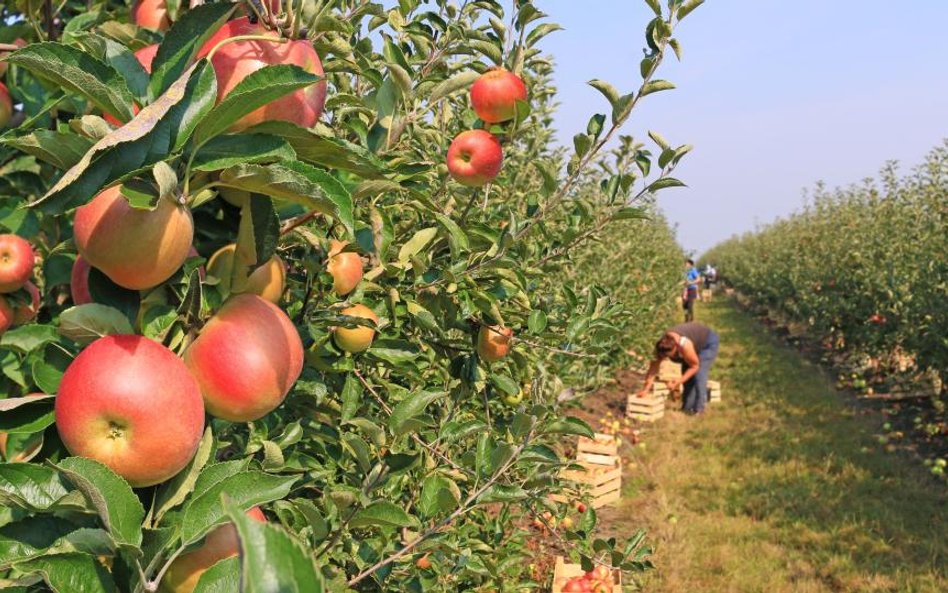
[595,298,947,593]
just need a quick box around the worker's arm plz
[666,341,700,389]
[636,359,660,397]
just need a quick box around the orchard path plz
[599,298,947,593]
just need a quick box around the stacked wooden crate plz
[627,392,665,421]
[708,379,722,403]
[701,288,713,301]
[551,556,621,593]
[553,433,622,509]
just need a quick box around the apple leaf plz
[192,65,322,145]
[179,471,297,544]
[6,42,135,122]
[0,325,60,353]
[244,122,389,178]
[388,390,445,437]
[190,134,296,172]
[0,464,72,512]
[53,458,145,551]
[0,397,55,434]
[152,427,215,524]
[224,497,325,593]
[349,500,416,529]
[58,304,134,345]
[149,3,235,96]
[12,553,118,593]
[2,131,94,171]
[543,416,594,438]
[640,79,676,97]
[192,556,240,593]
[427,70,479,104]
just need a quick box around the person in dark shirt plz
[636,321,720,414]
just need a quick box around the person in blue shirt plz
[683,259,700,322]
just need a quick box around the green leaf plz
[244,123,387,178]
[3,131,94,170]
[677,0,705,21]
[612,206,650,221]
[0,325,59,353]
[153,427,215,523]
[219,161,353,235]
[418,475,459,517]
[490,374,519,396]
[526,23,563,47]
[193,65,321,144]
[587,79,620,109]
[611,93,635,125]
[648,130,670,150]
[13,553,117,593]
[191,134,296,171]
[0,397,55,434]
[58,304,134,345]
[478,483,528,503]
[573,133,591,158]
[180,472,297,544]
[388,391,445,437]
[527,310,547,333]
[236,196,280,271]
[340,374,362,422]
[7,42,135,121]
[192,556,240,593]
[544,417,594,438]
[224,497,324,593]
[53,457,145,550]
[149,3,235,95]
[428,71,479,104]
[587,113,606,138]
[640,79,675,97]
[645,177,686,192]
[398,227,438,263]
[350,500,415,529]
[645,0,662,16]
[0,464,72,511]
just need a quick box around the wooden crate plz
[708,379,721,403]
[577,433,619,456]
[701,288,713,301]
[555,454,622,510]
[658,359,682,381]
[627,393,665,422]
[551,557,621,593]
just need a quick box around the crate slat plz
[577,433,619,456]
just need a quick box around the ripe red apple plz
[470,68,527,123]
[326,240,363,296]
[206,243,285,304]
[0,38,27,79]
[70,255,93,305]
[74,186,195,290]
[446,130,503,187]
[0,82,12,128]
[183,294,303,422]
[333,304,379,353]
[198,17,327,131]
[477,325,512,362]
[12,281,40,325]
[0,234,34,293]
[415,555,432,570]
[0,295,14,334]
[55,335,205,487]
[131,0,170,31]
[104,44,158,126]
[160,507,266,593]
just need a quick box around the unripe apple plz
[12,281,40,325]
[70,255,93,305]
[470,68,527,123]
[184,294,303,422]
[206,243,285,304]
[103,44,158,126]
[326,240,363,296]
[477,325,512,362]
[0,38,27,79]
[0,233,34,293]
[131,0,170,31]
[333,304,379,353]
[0,82,12,128]
[503,389,524,406]
[74,186,195,290]
[160,507,266,593]
[446,130,503,187]
[198,17,327,131]
[55,335,205,487]
[0,295,14,334]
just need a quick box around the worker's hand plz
[666,379,681,391]
[634,389,648,398]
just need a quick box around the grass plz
[599,298,947,593]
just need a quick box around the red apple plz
[198,17,327,131]
[103,44,158,126]
[183,294,303,422]
[74,186,195,290]
[446,130,503,187]
[206,243,285,304]
[415,555,432,570]
[477,325,512,362]
[131,0,170,31]
[326,240,363,296]
[12,281,39,325]
[0,82,12,128]
[0,234,34,293]
[470,68,527,123]
[55,335,205,487]
[0,38,27,79]
[0,295,14,334]
[333,304,379,353]
[70,255,93,305]
[160,507,266,593]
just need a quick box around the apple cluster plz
[446,68,528,187]
[0,234,40,333]
[557,566,616,592]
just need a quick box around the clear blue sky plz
[539,0,948,256]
